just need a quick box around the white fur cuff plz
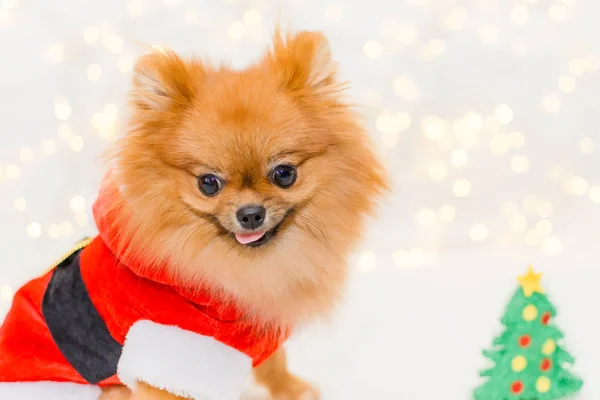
[0,381,101,399]
[117,320,252,400]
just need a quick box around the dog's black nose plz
[236,205,266,230]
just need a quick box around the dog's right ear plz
[266,28,340,97]
[131,49,204,112]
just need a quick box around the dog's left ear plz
[130,49,203,112]
[266,29,339,95]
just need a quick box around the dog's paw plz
[272,377,320,400]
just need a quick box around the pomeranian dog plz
[0,29,386,400]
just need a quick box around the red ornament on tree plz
[511,380,524,394]
[540,358,552,372]
[518,334,531,347]
[541,312,551,325]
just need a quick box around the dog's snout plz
[236,205,266,230]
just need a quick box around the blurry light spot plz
[243,9,262,25]
[0,284,12,300]
[525,229,541,246]
[227,22,246,39]
[438,204,456,223]
[393,250,410,268]
[41,140,56,155]
[510,215,528,234]
[419,39,445,61]
[363,40,383,59]
[421,116,447,141]
[69,196,85,213]
[27,223,42,238]
[60,221,74,237]
[470,224,489,242]
[485,116,501,133]
[13,197,26,211]
[511,156,530,173]
[19,147,34,163]
[490,134,511,155]
[501,201,519,216]
[393,77,420,102]
[87,64,102,81]
[118,56,134,73]
[428,162,448,182]
[465,112,485,132]
[128,0,143,16]
[495,104,514,124]
[523,195,539,212]
[358,251,376,271]
[415,208,437,228]
[568,176,589,195]
[102,34,123,53]
[558,76,576,93]
[541,94,561,113]
[324,4,343,22]
[511,5,529,25]
[479,25,499,43]
[55,103,72,120]
[75,212,88,226]
[381,132,399,148]
[510,132,526,148]
[451,149,469,168]
[536,219,553,236]
[409,247,426,265]
[2,0,17,8]
[548,4,567,22]
[579,137,595,154]
[445,7,468,31]
[394,24,418,47]
[58,124,72,140]
[590,186,600,204]
[537,202,554,218]
[84,26,100,44]
[69,136,84,152]
[184,9,200,24]
[542,237,562,255]
[569,58,586,76]
[47,224,61,239]
[5,164,20,179]
[45,43,64,63]
[453,179,472,197]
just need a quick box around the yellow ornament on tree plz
[542,339,556,355]
[536,376,552,393]
[522,304,538,321]
[511,355,527,372]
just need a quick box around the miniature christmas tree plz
[473,267,583,400]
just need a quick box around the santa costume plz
[0,181,288,400]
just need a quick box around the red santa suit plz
[0,181,289,400]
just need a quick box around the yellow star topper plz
[518,266,545,297]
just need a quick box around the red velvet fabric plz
[0,181,288,385]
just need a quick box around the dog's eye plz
[197,174,222,196]
[270,165,297,188]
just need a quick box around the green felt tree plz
[473,267,583,400]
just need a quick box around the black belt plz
[42,248,122,384]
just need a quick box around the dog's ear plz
[131,49,203,112]
[266,29,339,95]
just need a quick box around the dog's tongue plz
[235,231,265,244]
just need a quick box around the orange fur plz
[103,29,387,398]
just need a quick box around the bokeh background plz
[1,0,599,399]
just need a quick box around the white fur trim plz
[0,382,101,399]
[118,320,252,400]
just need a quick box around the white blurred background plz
[1,0,599,399]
